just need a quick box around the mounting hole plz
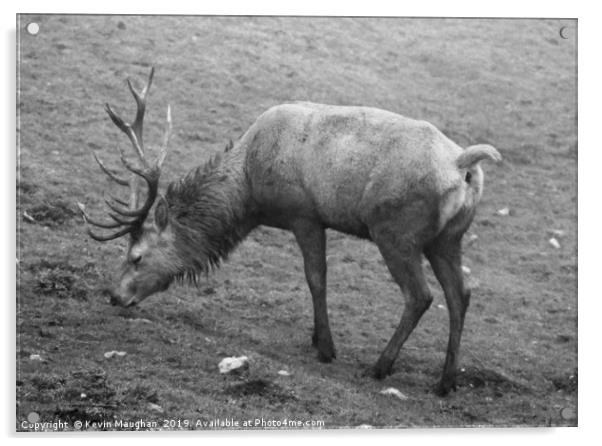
[26,22,40,35]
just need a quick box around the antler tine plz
[105,103,146,165]
[77,202,122,228]
[77,201,140,241]
[86,225,135,242]
[114,143,153,179]
[92,151,129,186]
[103,173,159,218]
[107,193,130,208]
[156,105,172,169]
[127,66,154,148]
[108,212,136,226]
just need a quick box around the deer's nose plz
[107,287,139,307]
[106,287,126,307]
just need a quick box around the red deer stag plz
[79,68,501,396]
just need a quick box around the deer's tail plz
[456,144,502,169]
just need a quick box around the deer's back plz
[240,102,463,236]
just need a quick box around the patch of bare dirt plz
[23,200,77,227]
[27,260,98,300]
[224,379,298,405]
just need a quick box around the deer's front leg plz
[293,220,336,362]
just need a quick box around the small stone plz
[436,304,445,310]
[81,393,87,399]
[379,387,408,400]
[218,356,249,374]
[23,211,36,223]
[29,354,42,361]
[549,238,561,249]
[496,207,510,216]
[278,370,291,376]
[148,403,164,413]
[461,265,471,275]
[104,350,127,359]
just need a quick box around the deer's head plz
[78,68,180,307]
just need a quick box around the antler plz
[78,67,173,242]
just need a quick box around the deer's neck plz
[165,149,255,278]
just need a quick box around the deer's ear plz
[154,196,169,233]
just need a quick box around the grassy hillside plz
[17,15,576,429]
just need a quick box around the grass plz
[16,15,577,430]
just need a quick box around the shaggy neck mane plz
[165,153,251,283]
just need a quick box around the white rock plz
[23,211,36,223]
[278,370,291,376]
[461,265,471,275]
[496,207,510,216]
[104,350,127,359]
[81,393,87,399]
[218,356,249,374]
[29,354,42,361]
[148,403,164,413]
[549,238,561,249]
[436,304,445,310]
[379,387,408,400]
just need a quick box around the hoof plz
[434,380,457,397]
[317,351,335,363]
[312,330,336,362]
[316,345,336,363]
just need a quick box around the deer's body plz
[81,70,501,396]
[239,102,468,237]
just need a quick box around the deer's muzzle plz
[107,287,138,307]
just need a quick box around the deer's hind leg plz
[424,231,471,396]
[369,223,433,379]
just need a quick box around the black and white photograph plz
[15,11,578,432]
